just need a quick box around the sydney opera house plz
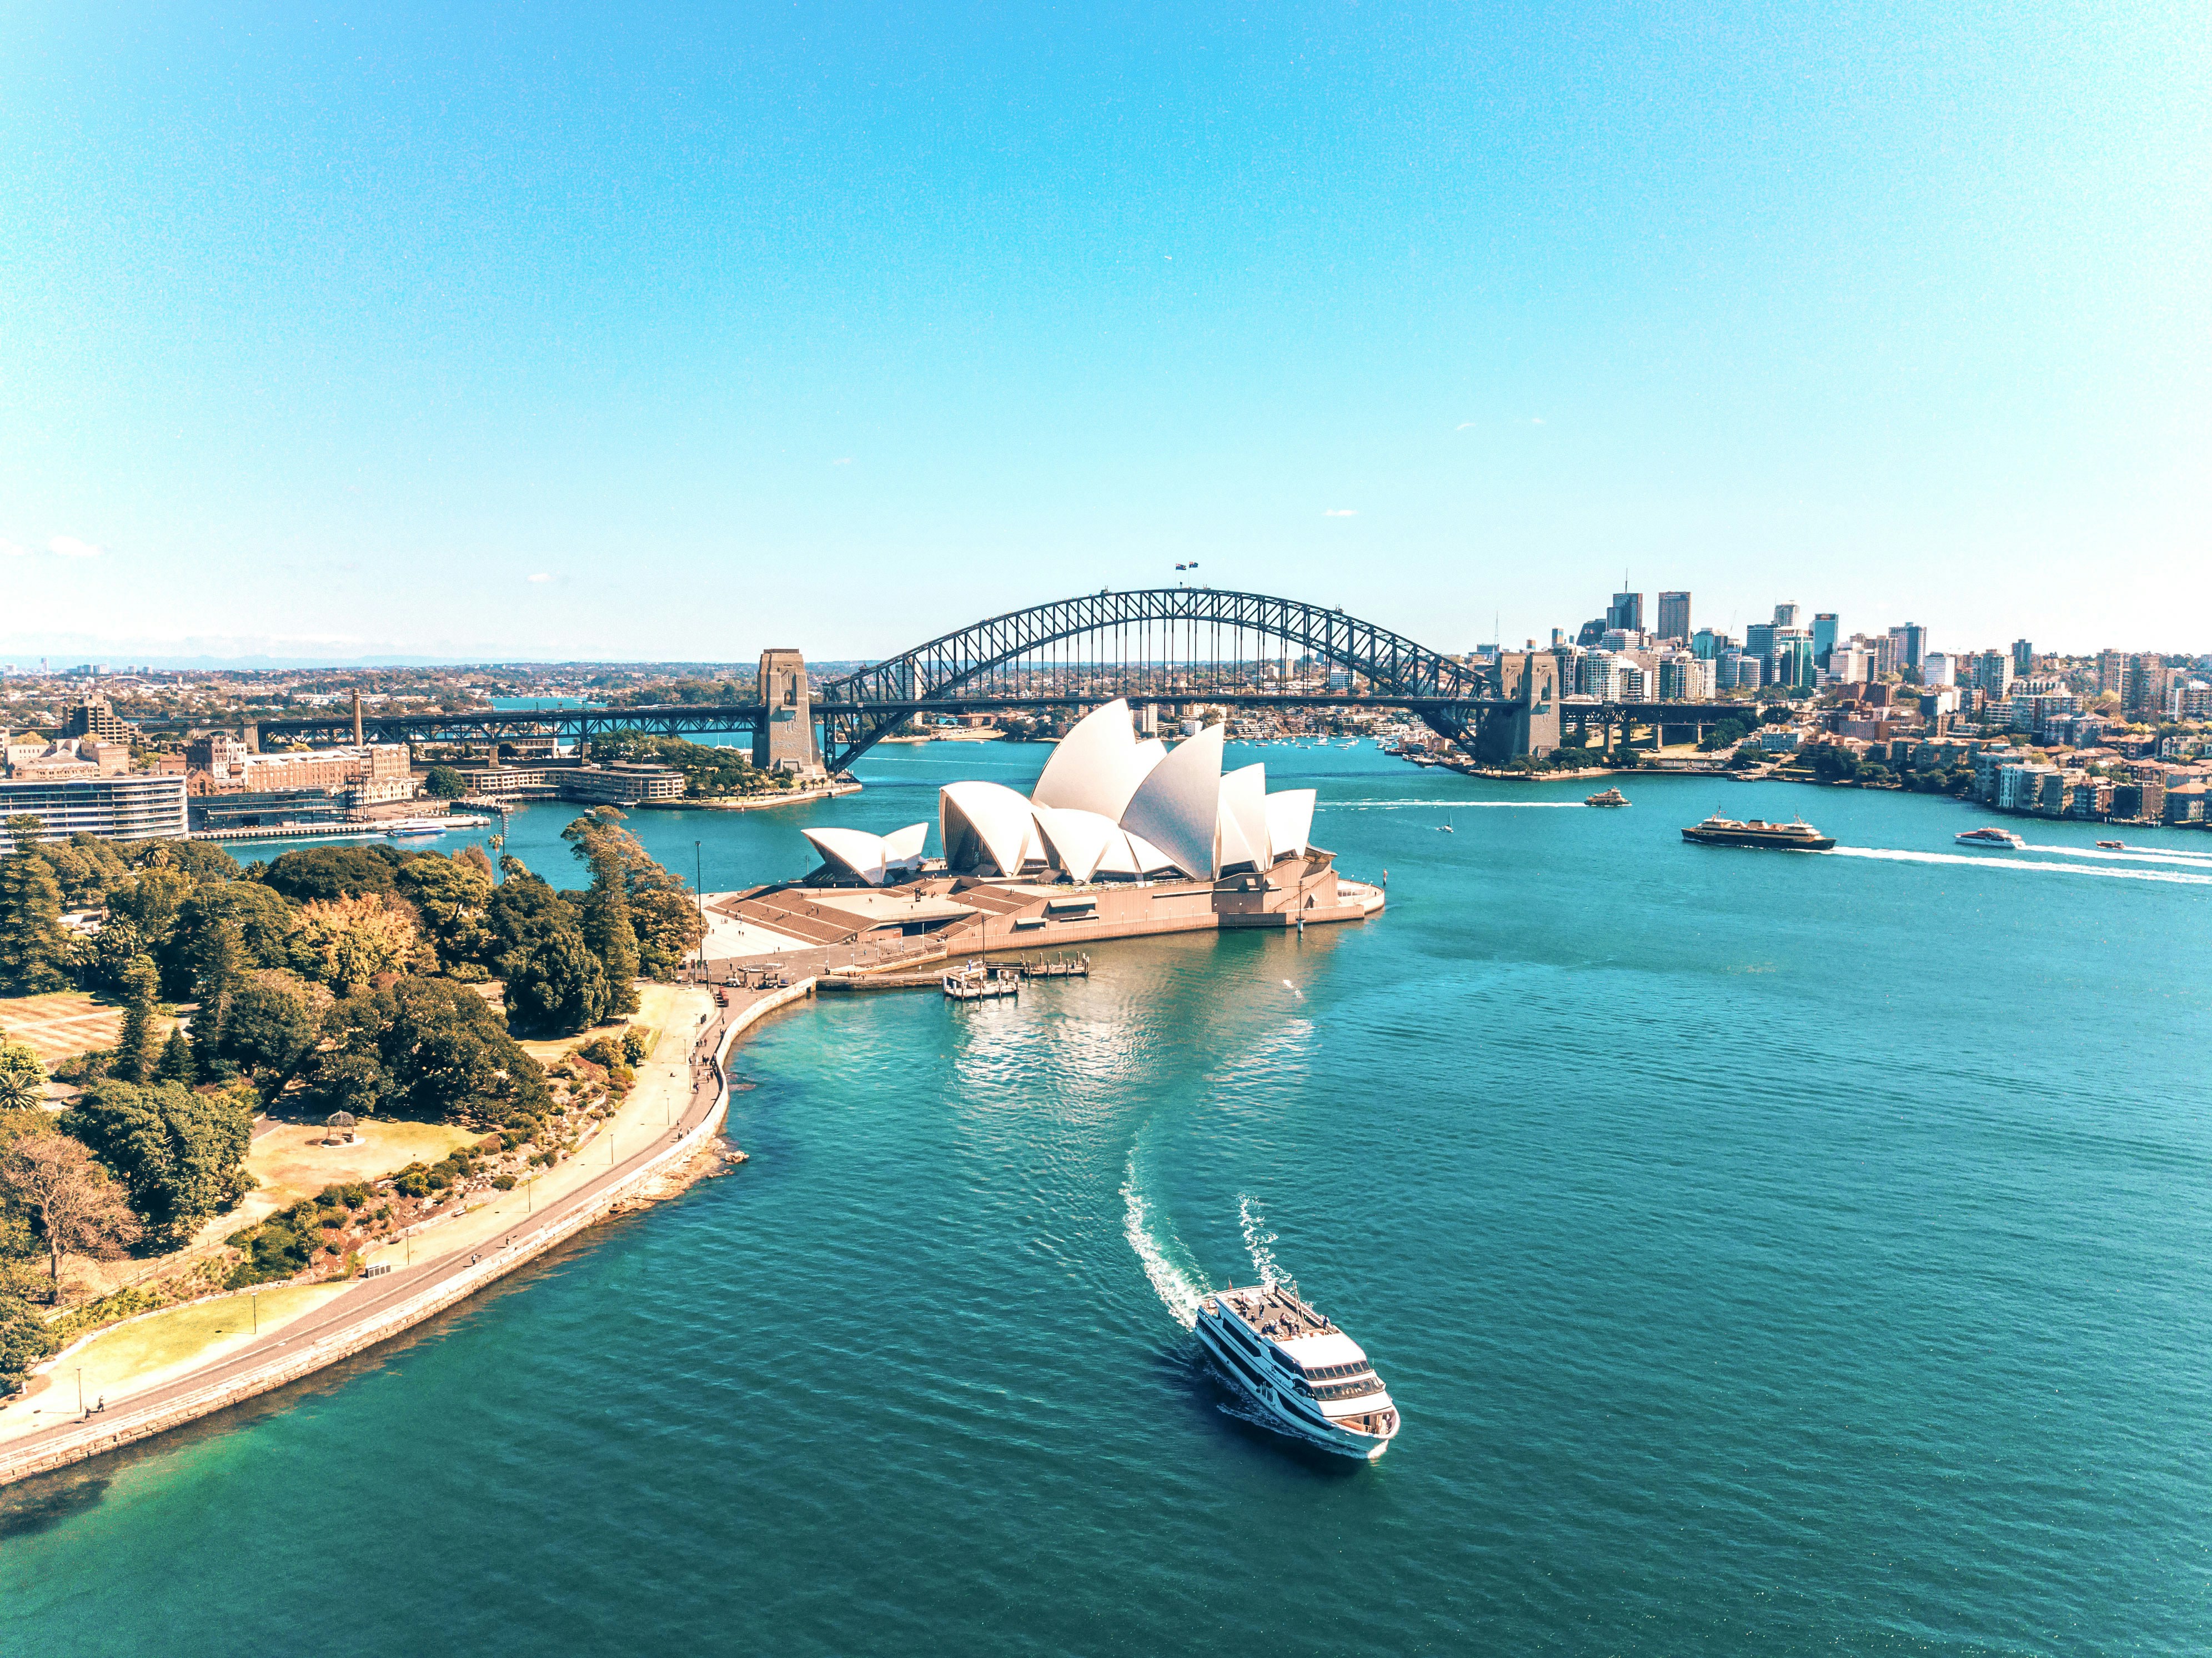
[709,700,1383,957]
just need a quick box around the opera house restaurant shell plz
[706,700,1383,961]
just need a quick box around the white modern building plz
[794,699,1320,887]
[0,774,190,846]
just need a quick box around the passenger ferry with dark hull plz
[1194,1283,1399,1460]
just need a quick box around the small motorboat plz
[2095,840,2128,851]
[1437,818,1454,833]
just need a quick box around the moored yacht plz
[1195,1282,1399,1460]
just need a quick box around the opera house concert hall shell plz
[706,700,1384,960]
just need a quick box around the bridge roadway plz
[244,695,1755,750]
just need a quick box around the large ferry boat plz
[1956,827,2027,849]
[1194,1283,1399,1460]
[1680,814,1834,851]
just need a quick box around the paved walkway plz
[0,987,781,1474]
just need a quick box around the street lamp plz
[694,838,705,977]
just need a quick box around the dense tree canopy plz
[254,844,406,904]
[63,1080,256,1245]
[395,853,495,974]
[307,978,551,1126]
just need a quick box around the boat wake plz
[1238,1194,1283,1287]
[1828,846,2212,886]
[1122,1148,1205,1329]
[1321,800,1585,810]
[2017,842,2212,870]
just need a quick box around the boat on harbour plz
[1195,1282,1399,1460]
[1956,827,2028,850]
[1681,814,1835,851]
[1585,788,1629,807]
[2095,839,2129,851]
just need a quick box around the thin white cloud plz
[1324,508,1358,518]
[0,539,26,557]
[49,535,103,557]
[832,457,854,466]
[1529,416,1546,425]
[1455,422,1477,430]
[527,573,552,583]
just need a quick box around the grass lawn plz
[0,991,171,1066]
[244,1120,481,1210]
[3,1283,352,1427]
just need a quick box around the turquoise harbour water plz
[8,744,2212,1655]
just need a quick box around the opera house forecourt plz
[712,700,1385,953]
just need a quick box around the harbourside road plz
[0,982,812,1487]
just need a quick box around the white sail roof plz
[939,780,1037,876]
[1264,789,1317,861]
[1218,764,1271,873]
[801,823,930,886]
[1032,699,1155,821]
[1031,805,1120,884]
[1119,724,1224,879]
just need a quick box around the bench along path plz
[0,980,816,1489]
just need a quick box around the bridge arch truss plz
[814,587,1500,771]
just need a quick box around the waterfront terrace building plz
[0,774,189,847]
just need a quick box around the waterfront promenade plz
[0,978,814,1487]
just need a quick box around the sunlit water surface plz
[7,743,2212,1655]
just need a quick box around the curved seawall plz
[0,980,819,1489]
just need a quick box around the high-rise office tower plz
[1888,624,1927,671]
[1773,603,1800,629]
[1656,592,1691,642]
[1812,614,1838,668]
[1745,621,1777,660]
[1607,590,1644,634]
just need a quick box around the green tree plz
[169,881,298,980]
[255,844,405,904]
[217,975,322,1092]
[423,765,468,798]
[155,1026,198,1085]
[630,880,706,980]
[0,1040,47,1111]
[0,1294,59,1396]
[0,819,70,995]
[39,833,132,908]
[106,861,198,950]
[395,853,495,973]
[117,954,163,1084]
[566,809,641,1014]
[63,1079,257,1244]
[504,923,610,1033]
[129,840,239,881]
[307,978,553,1126]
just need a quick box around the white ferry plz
[1195,1283,1399,1460]
[1955,827,2027,849]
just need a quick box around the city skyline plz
[4,3,2206,661]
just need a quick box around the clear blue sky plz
[2,2,2204,663]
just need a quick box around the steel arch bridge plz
[810,587,1521,771]
[245,587,1627,765]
